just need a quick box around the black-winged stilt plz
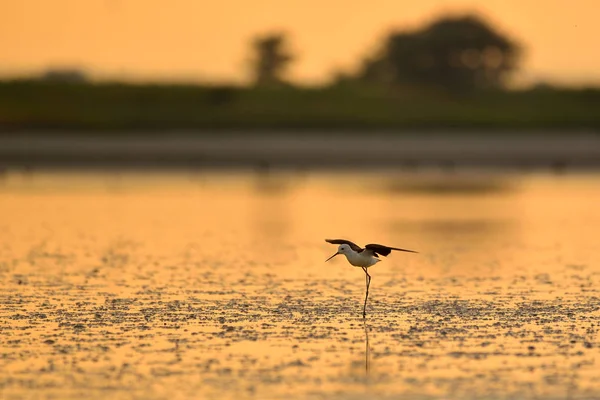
[325,238,418,318]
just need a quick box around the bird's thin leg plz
[362,267,372,318]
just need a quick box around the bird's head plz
[325,244,352,262]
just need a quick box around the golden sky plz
[2,0,599,86]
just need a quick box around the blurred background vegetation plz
[1,14,598,133]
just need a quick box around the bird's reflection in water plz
[364,320,371,375]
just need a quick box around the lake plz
[1,169,599,399]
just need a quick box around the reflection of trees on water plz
[382,173,518,242]
[248,171,295,264]
[391,218,514,243]
[379,173,524,274]
[381,176,514,196]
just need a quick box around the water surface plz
[1,170,599,399]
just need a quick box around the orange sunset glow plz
[2,0,600,85]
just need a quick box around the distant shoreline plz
[1,81,599,132]
[1,131,599,170]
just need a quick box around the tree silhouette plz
[250,32,294,86]
[40,68,88,83]
[359,15,521,91]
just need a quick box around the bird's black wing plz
[365,243,418,257]
[325,239,363,252]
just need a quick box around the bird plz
[325,238,417,318]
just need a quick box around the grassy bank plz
[0,80,599,132]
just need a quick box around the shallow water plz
[1,170,599,400]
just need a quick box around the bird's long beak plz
[325,252,341,262]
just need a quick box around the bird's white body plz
[332,244,381,268]
[341,247,381,268]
